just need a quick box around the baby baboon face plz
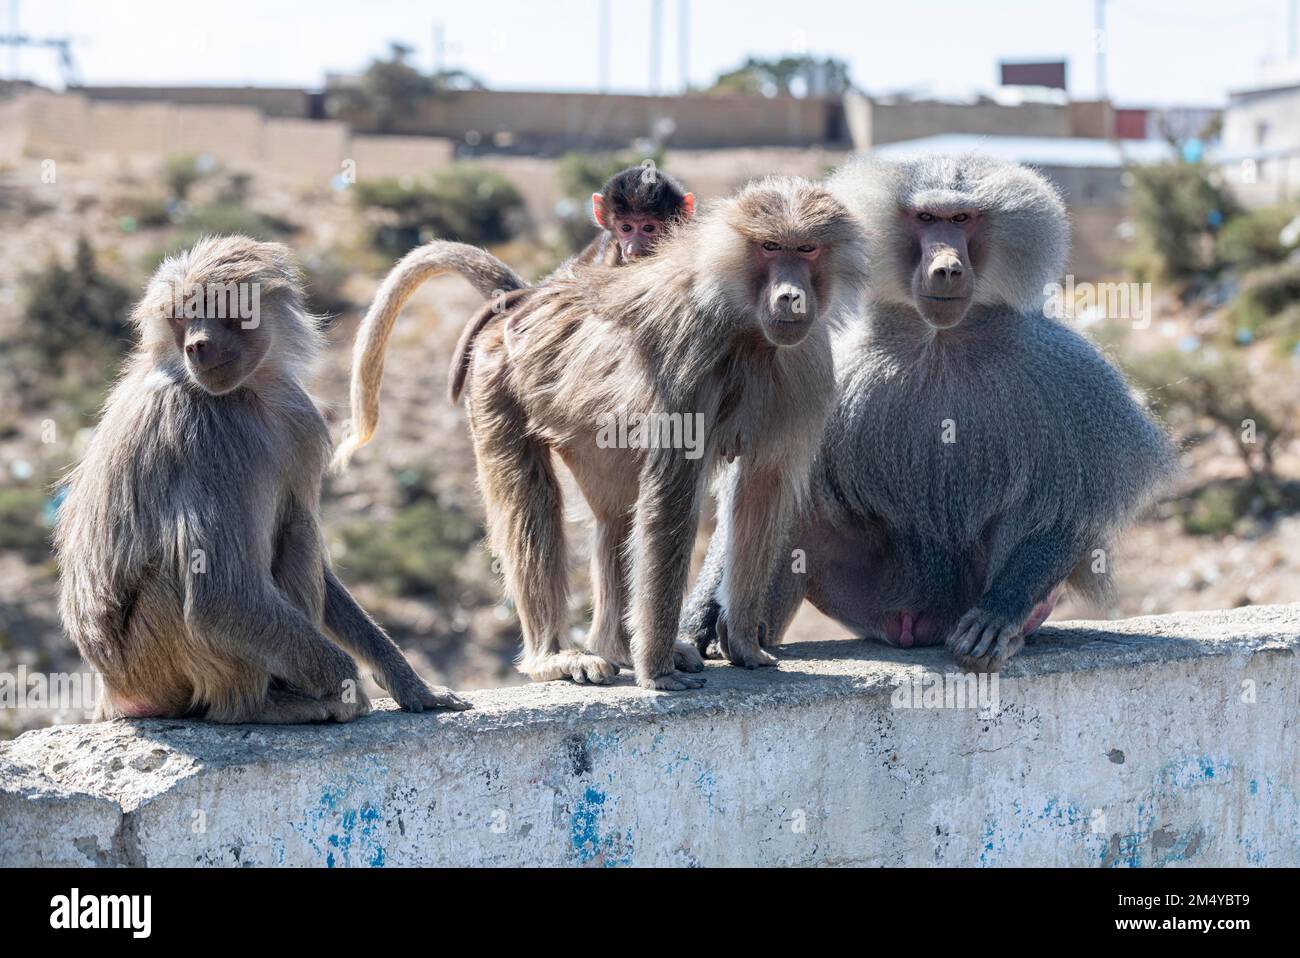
[169,285,271,395]
[905,206,981,329]
[752,236,825,347]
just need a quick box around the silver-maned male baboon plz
[682,155,1175,673]
[336,178,868,690]
[55,235,470,722]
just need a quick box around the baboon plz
[682,154,1176,673]
[552,165,695,278]
[54,235,470,723]
[335,178,868,690]
[450,165,694,370]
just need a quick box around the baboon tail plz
[333,241,525,470]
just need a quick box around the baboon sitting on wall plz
[682,155,1176,673]
[55,236,469,723]
[335,178,869,690]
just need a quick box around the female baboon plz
[336,178,868,690]
[54,236,469,723]
[682,155,1176,673]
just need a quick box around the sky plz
[5,0,1294,106]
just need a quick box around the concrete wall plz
[845,93,1073,150]
[1,604,1296,867]
[372,89,842,150]
[74,85,314,119]
[4,92,454,184]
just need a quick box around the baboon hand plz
[379,668,473,712]
[716,615,779,670]
[946,607,1025,673]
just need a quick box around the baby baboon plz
[54,236,469,723]
[682,155,1176,673]
[552,164,695,278]
[336,178,868,690]
[451,165,694,371]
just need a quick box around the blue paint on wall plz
[570,785,634,867]
[290,756,390,868]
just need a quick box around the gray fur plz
[54,235,469,722]
[682,154,1176,672]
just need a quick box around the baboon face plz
[169,287,271,395]
[905,206,981,329]
[751,237,825,347]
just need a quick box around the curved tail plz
[333,241,525,470]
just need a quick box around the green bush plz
[353,167,524,255]
[333,467,484,600]
[142,203,299,272]
[1125,346,1293,497]
[163,154,213,201]
[1215,206,1299,269]
[20,237,132,367]
[0,486,50,557]
[115,192,173,230]
[1127,161,1239,282]
[1223,262,1300,353]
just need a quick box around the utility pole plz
[649,0,662,94]
[597,0,610,92]
[8,0,18,78]
[1095,0,1107,100]
[678,0,690,92]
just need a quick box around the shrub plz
[1223,262,1300,354]
[1125,347,1294,493]
[20,237,132,367]
[162,153,214,201]
[334,496,483,600]
[1127,161,1239,282]
[353,167,524,255]
[1215,205,1299,269]
[0,486,50,557]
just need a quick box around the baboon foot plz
[946,608,1025,673]
[637,669,707,691]
[523,650,619,685]
[717,619,779,669]
[673,640,705,673]
[214,688,370,725]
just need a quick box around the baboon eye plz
[951,213,969,223]
[761,241,782,252]
[642,223,656,232]
[796,244,817,254]
[620,223,633,232]
[917,212,935,223]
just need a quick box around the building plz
[1221,80,1300,206]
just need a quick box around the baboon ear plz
[592,193,607,228]
[682,193,696,217]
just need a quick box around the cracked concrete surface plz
[1,604,1297,866]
